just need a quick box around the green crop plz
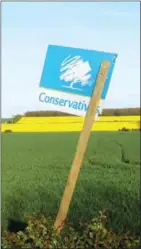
[1,131,140,235]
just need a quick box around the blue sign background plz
[40,45,117,98]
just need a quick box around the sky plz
[2,2,140,118]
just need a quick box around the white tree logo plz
[60,55,92,91]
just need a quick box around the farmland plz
[1,131,140,235]
[1,115,140,132]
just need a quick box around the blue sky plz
[2,2,140,118]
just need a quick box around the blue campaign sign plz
[39,45,117,117]
[40,45,117,99]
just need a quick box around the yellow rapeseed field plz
[1,116,140,132]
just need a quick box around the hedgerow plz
[2,211,140,249]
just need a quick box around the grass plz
[2,131,140,235]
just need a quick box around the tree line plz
[5,108,140,124]
[24,108,140,117]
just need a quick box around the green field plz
[2,132,140,234]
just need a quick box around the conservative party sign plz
[39,45,117,117]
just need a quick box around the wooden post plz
[54,61,110,231]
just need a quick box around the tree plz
[60,55,92,90]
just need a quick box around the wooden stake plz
[54,61,110,231]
